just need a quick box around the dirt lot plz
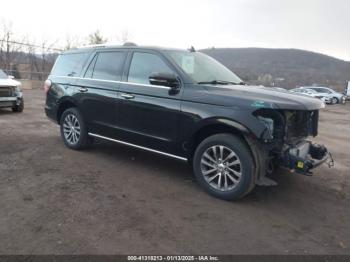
[0,89,349,255]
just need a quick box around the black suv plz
[45,45,330,200]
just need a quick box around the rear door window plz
[88,51,126,81]
[313,88,331,94]
[51,53,89,77]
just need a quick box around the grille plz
[0,87,13,97]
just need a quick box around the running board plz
[88,132,188,162]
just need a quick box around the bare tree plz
[0,20,26,74]
[24,37,38,80]
[64,34,82,50]
[0,20,14,71]
[88,30,107,45]
[39,38,58,80]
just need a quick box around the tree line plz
[0,20,127,80]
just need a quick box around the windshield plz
[0,70,8,79]
[167,51,243,84]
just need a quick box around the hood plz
[0,78,21,87]
[185,84,325,111]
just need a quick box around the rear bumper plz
[45,104,59,124]
[282,141,330,175]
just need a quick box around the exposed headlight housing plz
[257,116,274,139]
[15,85,21,92]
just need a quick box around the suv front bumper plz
[282,141,331,175]
[0,96,22,108]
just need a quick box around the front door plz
[117,51,183,155]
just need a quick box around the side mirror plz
[149,72,180,89]
[8,75,15,79]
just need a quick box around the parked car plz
[0,69,24,112]
[300,86,346,104]
[290,87,331,104]
[44,45,330,200]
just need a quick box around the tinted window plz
[91,51,125,81]
[128,52,173,84]
[312,88,331,94]
[84,55,97,78]
[51,53,88,76]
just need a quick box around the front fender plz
[191,117,251,136]
[180,101,269,146]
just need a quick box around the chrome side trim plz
[88,132,187,161]
[51,75,171,90]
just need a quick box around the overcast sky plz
[1,0,349,60]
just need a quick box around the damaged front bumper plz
[282,141,332,175]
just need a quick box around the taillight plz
[44,79,52,94]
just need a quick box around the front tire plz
[193,133,255,200]
[60,108,92,150]
[12,98,24,112]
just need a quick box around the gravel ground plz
[0,89,349,255]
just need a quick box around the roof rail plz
[75,44,107,49]
[74,42,137,49]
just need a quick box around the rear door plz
[75,50,127,137]
[117,50,183,155]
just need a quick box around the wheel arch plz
[56,98,78,123]
[187,118,262,192]
[187,118,254,162]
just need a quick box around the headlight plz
[257,116,274,139]
[14,85,21,92]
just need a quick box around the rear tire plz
[60,108,92,150]
[193,133,255,200]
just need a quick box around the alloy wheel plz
[200,145,242,191]
[63,113,81,145]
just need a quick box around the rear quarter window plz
[51,52,89,77]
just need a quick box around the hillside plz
[201,48,350,90]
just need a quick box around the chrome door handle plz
[121,93,135,99]
[78,87,88,93]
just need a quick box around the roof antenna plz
[188,46,196,52]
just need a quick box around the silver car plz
[301,86,346,104]
[290,88,331,104]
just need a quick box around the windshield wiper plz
[197,80,245,85]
